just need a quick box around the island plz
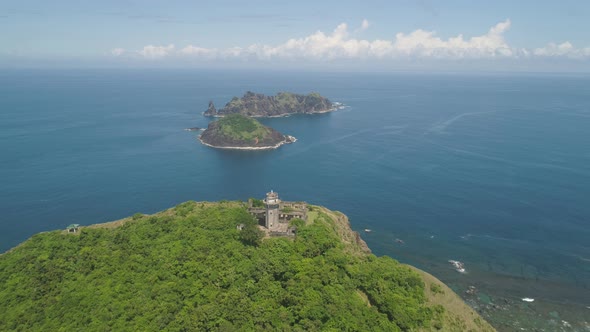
[0,192,495,331]
[199,113,296,150]
[205,91,338,117]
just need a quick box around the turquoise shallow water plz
[1,69,589,329]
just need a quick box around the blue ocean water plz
[1,69,589,328]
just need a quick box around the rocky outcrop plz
[204,91,334,117]
[206,101,217,116]
[199,114,295,150]
[315,206,372,256]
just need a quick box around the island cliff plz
[205,91,335,117]
[0,199,494,331]
[199,114,295,150]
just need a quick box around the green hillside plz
[0,202,494,331]
[204,91,334,117]
[217,114,270,141]
[199,114,291,148]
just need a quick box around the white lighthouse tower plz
[264,190,280,229]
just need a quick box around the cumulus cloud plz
[230,19,515,60]
[119,19,590,61]
[391,19,513,58]
[534,42,590,58]
[180,45,218,59]
[138,44,175,59]
[236,23,389,60]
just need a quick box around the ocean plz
[1,69,589,330]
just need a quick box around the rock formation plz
[199,114,295,149]
[204,91,334,117]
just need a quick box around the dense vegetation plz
[0,202,448,331]
[217,114,270,141]
[204,91,333,117]
[200,114,290,148]
[250,198,264,208]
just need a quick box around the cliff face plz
[199,114,292,149]
[205,91,333,117]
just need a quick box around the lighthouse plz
[264,190,280,229]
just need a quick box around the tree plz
[250,198,264,208]
[239,223,264,247]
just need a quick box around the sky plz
[2,0,590,71]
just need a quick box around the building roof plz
[66,224,80,229]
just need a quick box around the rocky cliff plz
[205,91,334,117]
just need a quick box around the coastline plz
[204,102,345,118]
[198,135,297,150]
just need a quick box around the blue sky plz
[2,0,590,71]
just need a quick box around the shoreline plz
[198,135,297,150]
[204,102,345,118]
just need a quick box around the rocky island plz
[205,91,337,117]
[199,114,296,150]
[0,195,495,331]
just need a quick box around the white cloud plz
[111,48,125,56]
[243,23,354,59]
[119,20,590,62]
[180,45,218,59]
[138,44,175,59]
[534,41,590,59]
[222,46,244,58]
[392,19,513,58]
[235,19,515,60]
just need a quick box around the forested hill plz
[0,202,494,331]
[199,114,293,149]
[204,91,334,117]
